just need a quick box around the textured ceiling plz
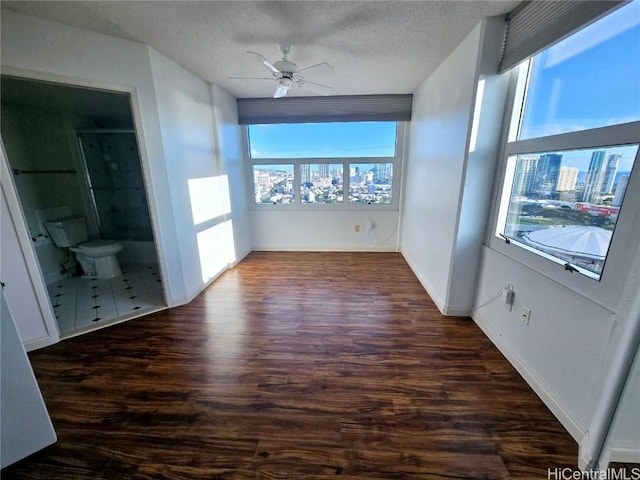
[2,1,520,99]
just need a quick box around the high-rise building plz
[318,164,329,178]
[300,164,311,185]
[602,154,620,194]
[613,174,629,207]
[532,153,562,197]
[582,151,620,202]
[374,163,392,183]
[556,166,579,192]
[351,166,361,184]
[512,155,539,196]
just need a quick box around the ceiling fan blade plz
[274,85,289,98]
[247,51,280,74]
[228,77,274,81]
[300,80,334,96]
[297,62,335,77]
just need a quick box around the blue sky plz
[522,1,639,138]
[520,0,639,171]
[248,122,397,158]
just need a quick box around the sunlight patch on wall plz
[196,220,235,283]
[188,175,231,226]
[469,79,485,153]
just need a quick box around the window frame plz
[244,122,404,211]
[488,60,640,310]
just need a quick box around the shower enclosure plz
[77,130,153,242]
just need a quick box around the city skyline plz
[511,146,635,202]
[253,162,393,204]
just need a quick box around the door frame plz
[1,146,60,350]
[0,67,169,348]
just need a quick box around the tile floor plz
[47,263,165,337]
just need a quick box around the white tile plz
[53,263,165,337]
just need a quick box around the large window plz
[494,1,640,281]
[247,122,401,208]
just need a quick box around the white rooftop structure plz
[523,225,613,260]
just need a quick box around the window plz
[300,164,343,204]
[494,2,640,281]
[348,163,393,204]
[247,122,401,207]
[252,164,294,204]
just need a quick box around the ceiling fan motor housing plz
[274,60,297,78]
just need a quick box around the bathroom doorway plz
[0,75,166,339]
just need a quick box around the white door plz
[1,146,60,350]
[0,289,57,468]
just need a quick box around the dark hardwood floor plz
[3,252,579,479]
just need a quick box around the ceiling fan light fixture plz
[279,78,293,89]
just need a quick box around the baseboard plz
[473,308,586,442]
[441,305,473,317]
[185,267,230,304]
[400,249,447,314]
[609,443,640,464]
[252,245,398,252]
[44,270,66,286]
[165,249,253,308]
[231,248,251,267]
[400,250,474,317]
[24,334,58,352]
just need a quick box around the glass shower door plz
[77,131,153,241]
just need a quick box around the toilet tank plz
[43,216,88,248]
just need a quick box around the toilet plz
[44,216,123,279]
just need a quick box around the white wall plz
[473,247,618,438]
[605,350,640,464]
[401,19,506,315]
[473,241,640,457]
[448,17,507,309]
[148,48,234,302]
[250,209,399,251]
[210,85,252,262]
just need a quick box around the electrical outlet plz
[521,307,531,325]
[366,219,373,232]
[354,224,360,233]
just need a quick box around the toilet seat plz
[77,240,122,256]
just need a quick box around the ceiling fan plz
[230,43,334,98]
